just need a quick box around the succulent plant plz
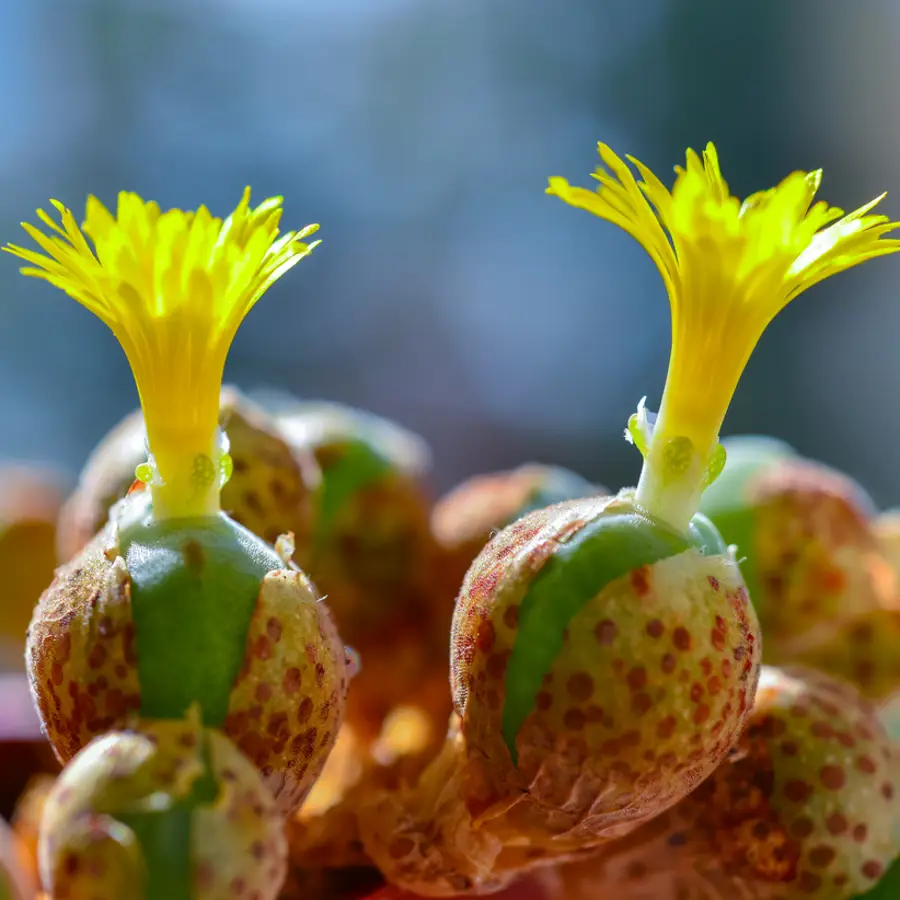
[700,438,889,659]
[0,466,65,669]
[272,399,437,639]
[548,666,900,900]
[355,141,900,897]
[56,386,321,564]
[39,713,286,900]
[7,189,348,814]
[431,464,602,588]
[271,398,449,739]
[452,493,759,833]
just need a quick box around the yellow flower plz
[5,189,319,519]
[549,143,900,530]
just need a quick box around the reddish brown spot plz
[627,667,647,691]
[781,740,799,757]
[853,824,868,843]
[673,627,691,651]
[711,628,726,652]
[476,620,496,653]
[487,653,508,680]
[760,716,786,738]
[503,605,519,629]
[266,617,283,643]
[882,782,895,800]
[595,619,618,646]
[827,813,848,835]
[692,704,710,725]
[707,676,722,696]
[625,860,647,880]
[661,653,676,674]
[564,709,586,730]
[283,667,301,694]
[835,731,855,748]
[690,683,703,703]
[707,576,719,591]
[646,619,664,639]
[798,872,822,893]
[535,691,553,712]
[253,635,272,660]
[182,539,204,574]
[291,726,318,759]
[792,818,814,838]
[809,846,836,867]
[811,721,834,739]
[567,672,594,701]
[632,693,652,715]
[785,780,813,803]
[630,566,651,596]
[297,696,313,723]
[243,491,264,514]
[820,765,845,791]
[51,662,63,686]
[657,716,676,740]
[862,861,884,880]
[856,755,877,774]
[88,643,107,670]
[255,683,272,703]
[585,704,604,722]
[267,712,289,739]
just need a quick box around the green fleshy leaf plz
[626,412,648,457]
[120,508,283,726]
[701,443,727,490]
[850,855,900,899]
[512,467,599,524]
[698,435,797,622]
[117,736,220,900]
[501,507,724,763]
[314,440,392,554]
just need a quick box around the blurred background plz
[2,0,900,503]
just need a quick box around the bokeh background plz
[2,0,900,504]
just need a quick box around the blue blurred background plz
[2,0,900,503]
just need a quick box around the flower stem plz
[634,398,718,535]
[144,427,225,521]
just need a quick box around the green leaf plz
[698,435,797,621]
[116,735,220,900]
[701,443,727,490]
[512,467,598,523]
[501,508,722,763]
[626,412,648,457]
[121,509,283,726]
[313,440,392,554]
